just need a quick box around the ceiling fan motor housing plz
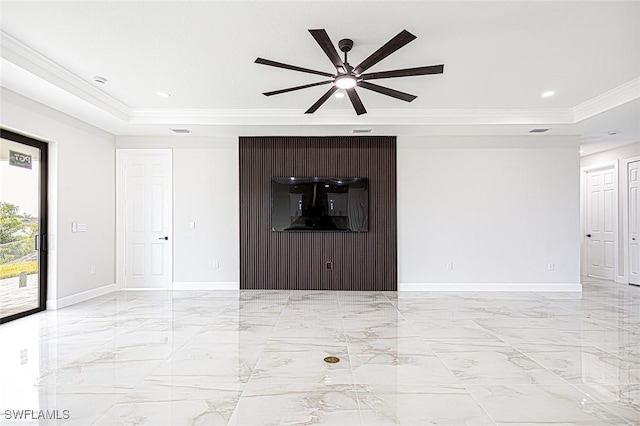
[338,38,354,53]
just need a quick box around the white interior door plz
[629,161,639,285]
[586,167,616,280]
[123,151,172,289]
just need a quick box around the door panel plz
[123,151,172,289]
[0,130,48,323]
[586,167,615,280]
[629,161,639,285]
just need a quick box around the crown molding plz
[573,76,640,123]
[0,30,131,121]
[129,107,573,126]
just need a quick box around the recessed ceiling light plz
[334,92,345,99]
[157,91,171,98]
[541,90,555,98]
[608,130,620,136]
[92,76,108,84]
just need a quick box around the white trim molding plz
[399,283,582,292]
[128,107,574,127]
[172,281,240,291]
[0,30,130,121]
[574,77,640,123]
[47,283,117,310]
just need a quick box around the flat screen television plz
[271,177,368,232]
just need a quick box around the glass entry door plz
[0,129,48,323]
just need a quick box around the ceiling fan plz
[255,29,444,115]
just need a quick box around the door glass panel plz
[0,138,41,320]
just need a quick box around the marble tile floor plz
[0,277,639,425]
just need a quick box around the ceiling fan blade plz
[361,64,444,80]
[354,30,417,75]
[346,88,367,115]
[263,80,333,96]
[308,29,345,72]
[358,81,417,102]
[255,57,334,78]
[305,86,339,114]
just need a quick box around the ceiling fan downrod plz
[338,38,354,71]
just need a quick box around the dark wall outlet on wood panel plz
[239,136,397,291]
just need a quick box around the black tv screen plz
[271,177,368,232]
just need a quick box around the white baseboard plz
[172,281,240,290]
[47,283,117,310]
[398,282,583,292]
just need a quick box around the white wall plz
[1,88,116,304]
[581,142,640,168]
[397,136,581,290]
[581,140,640,282]
[115,137,239,288]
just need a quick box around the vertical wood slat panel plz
[239,136,397,291]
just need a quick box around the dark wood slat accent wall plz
[239,136,397,291]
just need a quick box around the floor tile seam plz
[506,343,591,389]
[86,321,207,359]
[468,318,520,347]
[381,295,426,339]
[242,293,291,385]
[113,328,205,387]
[429,340,574,388]
[381,291,403,315]
[562,381,635,425]
[335,290,364,424]
[463,382,631,426]
[460,384,500,425]
[589,340,639,361]
[87,402,123,426]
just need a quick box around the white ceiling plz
[1,1,639,154]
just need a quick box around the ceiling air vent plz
[529,128,550,133]
[171,128,192,134]
[353,128,372,134]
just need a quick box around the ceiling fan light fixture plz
[256,29,444,115]
[335,75,357,89]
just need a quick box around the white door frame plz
[116,149,173,290]
[580,161,619,280]
[622,155,640,284]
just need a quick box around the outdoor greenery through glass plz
[0,202,38,279]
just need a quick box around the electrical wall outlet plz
[90,265,96,275]
[326,261,333,270]
[547,262,555,271]
[213,261,220,269]
[446,262,454,271]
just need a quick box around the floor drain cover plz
[324,356,340,364]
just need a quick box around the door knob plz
[159,236,168,240]
[586,234,592,238]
